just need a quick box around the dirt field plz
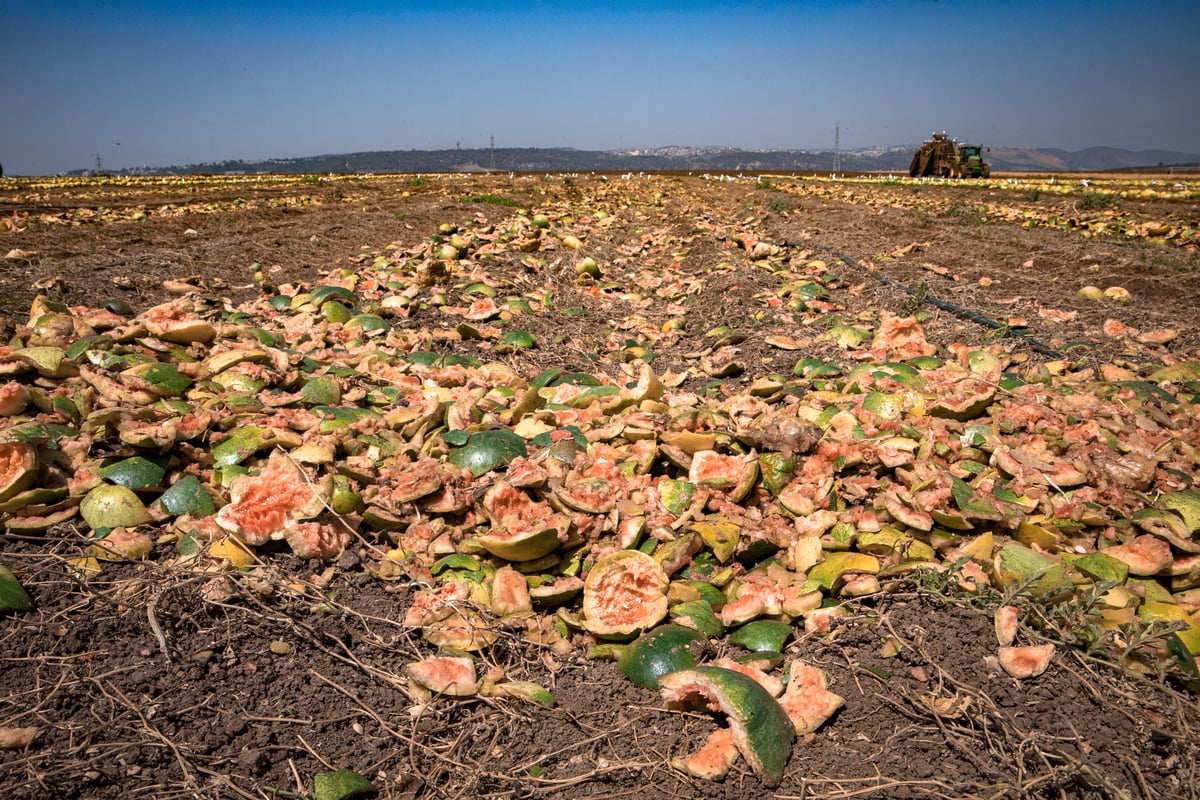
[2,172,1200,800]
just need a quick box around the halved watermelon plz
[477,481,568,561]
[380,457,443,504]
[926,355,999,421]
[554,477,619,513]
[688,450,758,503]
[448,428,527,478]
[140,298,216,344]
[582,550,669,638]
[215,451,330,545]
[422,609,498,651]
[528,575,584,607]
[312,769,375,800]
[491,565,533,616]
[729,620,792,653]
[87,527,155,562]
[659,666,795,786]
[80,484,152,530]
[0,381,31,416]
[992,542,1073,600]
[712,657,785,697]
[997,644,1055,679]
[994,605,1019,646]
[778,660,844,735]
[407,656,478,696]
[618,623,706,689]
[1101,534,1172,576]
[0,563,34,612]
[0,442,38,504]
[283,520,353,561]
[671,727,739,780]
[403,582,470,627]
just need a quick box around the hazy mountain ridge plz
[985,146,1200,172]
[86,144,1200,177]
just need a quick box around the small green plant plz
[765,197,791,213]
[463,193,521,208]
[1028,579,1119,651]
[938,199,986,226]
[408,175,426,187]
[913,561,957,594]
[980,322,1013,345]
[1075,191,1116,211]
[1022,188,1042,202]
[898,282,929,317]
[912,557,1200,692]
[755,178,773,190]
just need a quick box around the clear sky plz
[4,0,1198,175]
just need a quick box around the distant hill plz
[86,144,1200,177]
[985,146,1200,172]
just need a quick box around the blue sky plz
[3,0,1198,175]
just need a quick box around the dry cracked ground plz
[1,171,1200,800]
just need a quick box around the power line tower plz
[833,125,841,174]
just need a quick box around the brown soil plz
[4,539,1196,800]
[2,173,1199,799]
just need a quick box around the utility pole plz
[833,125,841,174]
[490,134,495,172]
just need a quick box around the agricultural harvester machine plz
[909,132,991,178]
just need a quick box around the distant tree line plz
[60,145,1200,178]
[79,147,871,176]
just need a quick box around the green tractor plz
[909,133,991,178]
[956,144,990,178]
